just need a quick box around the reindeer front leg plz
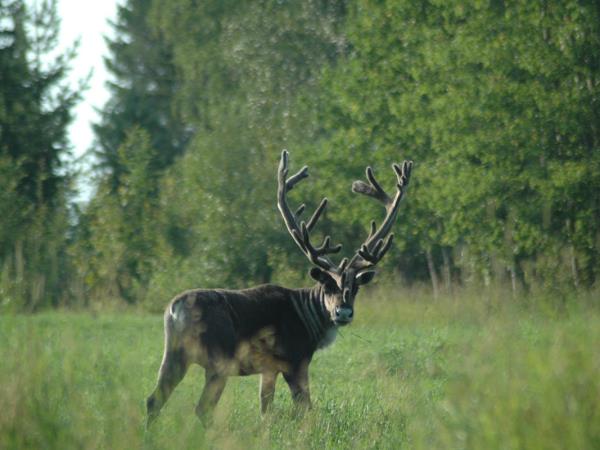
[283,360,311,409]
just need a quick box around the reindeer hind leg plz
[259,371,278,414]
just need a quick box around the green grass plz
[1,287,599,449]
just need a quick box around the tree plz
[0,0,79,206]
[78,0,191,304]
[0,0,80,309]
[74,128,161,303]
[316,0,600,291]
[138,0,350,297]
[93,0,188,191]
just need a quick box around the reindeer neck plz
[292,285,335,348]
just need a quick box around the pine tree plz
[93,0,188,191]
[0,0,79,207]
[0,0,80,309]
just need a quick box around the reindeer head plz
[277,150,412,326]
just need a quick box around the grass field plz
[1,287,599,449]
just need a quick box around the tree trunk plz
[570,245,580,289]
[441,246,452,296]
[426,249,439,299]
[508,264,517,298]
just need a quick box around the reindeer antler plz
[277,150,343,276]
[347,160,413,272]
[277,150,412,277]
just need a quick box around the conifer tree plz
[0,0,80,309]
[93,0,188,191]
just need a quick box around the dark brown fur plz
[146,283,340,425]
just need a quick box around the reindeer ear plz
[309,267,336,286]
[355,270,376,285]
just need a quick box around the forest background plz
[1,0,599,312]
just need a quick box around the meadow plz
[1,286,599,450]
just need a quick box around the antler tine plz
[307,198,327,232]
[351,166,391,207]
[393,160,412,191]
[287,166,309,191]
[349,160,413,271]
[295,203,306,217]
[277,150,342,275]
[314,235,342,256]
[338,257,349,271]
[301,224,342,256]
[358,234,394,263]
[376,233,395,260]
[367,220,377,240]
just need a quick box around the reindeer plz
[146,150,412,426]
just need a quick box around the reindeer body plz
[146,150,412,426]
[146,284,337,424]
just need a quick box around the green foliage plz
[1,289,599,449]
[79,0,351,304]
[93,0,188,190]
[71,0,600,305]
[0,0,80,205]
[1,0,599,307]
[72,128,161,303]
[316,0,600,290]
[0,0,80,310]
